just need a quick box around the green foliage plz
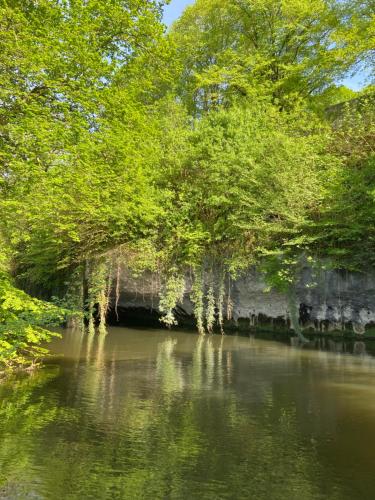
[161,100,338,274]
[171,0,369,113]
[0,0,374,354]
[332,0,375,82]
[0,0,171,289]
[305,97,375,269]
[0,271,64,370]
[0,237,66,370]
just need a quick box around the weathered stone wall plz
[112,266,375,335]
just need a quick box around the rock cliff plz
[111,266,375,335]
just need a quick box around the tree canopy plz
[171,0,373,112]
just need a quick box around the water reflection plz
[1,328,375,499]
[304,336,370,357]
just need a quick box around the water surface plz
[1,328,375,499]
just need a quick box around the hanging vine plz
[191,267,205,335]
[217,272,225,334]
[159,272,186,328]
[114,261,121,322]
[226,275,233,321]
[206,284,215,334]
[86,258,112,334]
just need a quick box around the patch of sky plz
[163,0,193,26]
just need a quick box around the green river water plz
[1,327,375,499]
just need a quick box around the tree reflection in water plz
[1,328,375,499]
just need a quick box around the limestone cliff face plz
[113,266,375,335]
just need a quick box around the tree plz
[333,0,375,83]
[171,0,369,114]
[0,234,65,370]
[0,0,171,289]
[308,95,375,269]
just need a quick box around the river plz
[1,327,375,499]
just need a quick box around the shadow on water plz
[2,327,375,499]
